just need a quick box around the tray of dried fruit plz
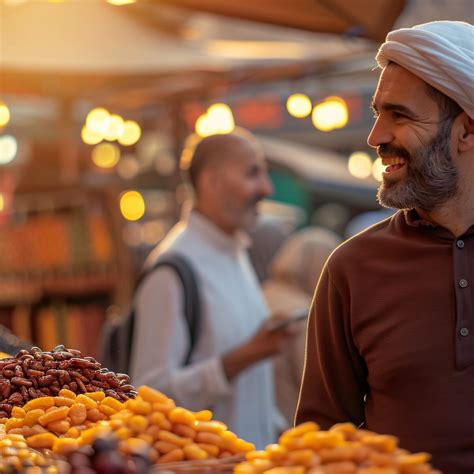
[0,347,254,473]
[0,347,442,474]
[234,422,442,474]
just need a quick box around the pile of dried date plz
[0,346,137,417]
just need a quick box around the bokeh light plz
[103,114,125,142]
[0,135,18,164]
[91,143,120,169]
[348,152,373,179]
[372,157,385,182]
[207,103,234,130]
[107,0,136,4]
[120,190,145,221]
[86,108,110,136]
[195,114,212,137]
[312,96,348,132]
[81,126,103,145]
[117,154,140,180]
[195,103,235,137]
[286,93,312,118]
[0,102,10,128]
[118,120,141,146]
[0,193,5,212]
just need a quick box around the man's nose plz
[261,174,274,198]
[367,116,394,148]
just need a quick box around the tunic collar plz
[187,210,251,253]
[402,209,474,238]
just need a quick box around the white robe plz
[130,211,282,449]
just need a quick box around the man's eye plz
[392,111,407,120]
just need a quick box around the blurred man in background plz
[297,21,474,473]
[131,130,299,448]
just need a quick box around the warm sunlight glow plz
[312,96,348,132]
[86,108,110,136]
[0,102,10,128]
[195,103,235,137]
[286,93,312,118]
[107,0,136,5]
[118,120,141,146]
[91,143,120,169]
[81,126,103,145]
[372,157,385,182]
[103,114,125,142]
[0,135,18,164]
[120,190,145,221]
[348,152,373,179]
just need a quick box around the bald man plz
[296,21,474,473]
[131,131,297,448]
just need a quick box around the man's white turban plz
[376,21,474,118]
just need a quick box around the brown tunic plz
[296,209,474,473]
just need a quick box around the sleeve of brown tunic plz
[295,262,367,428]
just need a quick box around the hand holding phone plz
[267,309,308,332]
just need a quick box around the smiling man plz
[131,130,299,449]
[296,21,473,473]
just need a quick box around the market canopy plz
[152,0,406,42]
[0,0,404,100]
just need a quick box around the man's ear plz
[457,113,474,153]
[198,167,219,195]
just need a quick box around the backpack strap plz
[133,253,201,366]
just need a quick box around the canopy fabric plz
[0,0,374,98]
[154,0,406,42]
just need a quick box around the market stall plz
[2,3,464,472]
[0,347,440,473]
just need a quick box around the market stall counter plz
[0,348,440,473]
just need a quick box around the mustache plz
[250,196,265,206]
[377,144,411,161]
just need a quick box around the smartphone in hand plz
[267,309,308,332]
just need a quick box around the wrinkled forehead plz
[373,63,440,115]
[376,63,427,97]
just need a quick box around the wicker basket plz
[151,455,244,473]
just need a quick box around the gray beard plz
[377,121,459,212]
